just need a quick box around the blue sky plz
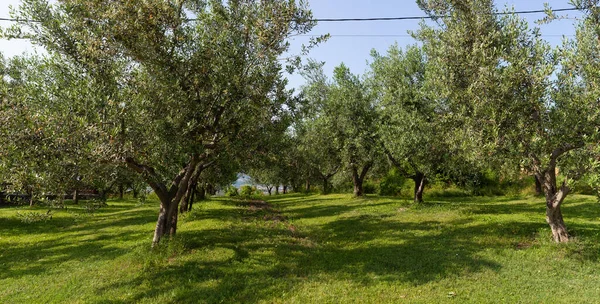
[285,0,583,90]
[0,0,584,90]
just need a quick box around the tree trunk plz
[99,189,107,202]
[305,179,311,193]
[534,175,543,196]
[546,203,569,243]
[119,184,124,200]
[29,191,34,207]
[207,184,216,195]
[351,163,372,197]
[413,172,425,203]
[267,186,273,195]
[538,167,570,243]
[133,188,139,199]
[153,200,169,245]
[127,156,200,247]
[275,186,279,195]
[322,177,330,194]
[197,185,206,200]
[73,189,79,205]
[190,185,205,212]
[190,186,195,206]
[283,185,288,194]
[352,168,364,197]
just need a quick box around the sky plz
[0,0,585,90]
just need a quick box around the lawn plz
[1,194,600,303]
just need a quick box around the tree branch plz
[125,157,168,200]
[551,179,570,208]
[550,142,584,167]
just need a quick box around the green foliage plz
[239,185,261,198]
[378,168,407,196]
[2,0,319,244]
[224,185,239,197]
[362,181,378,195]
[15,210,52,223]
[299,62,382,196]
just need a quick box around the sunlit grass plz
[1,194,599,303]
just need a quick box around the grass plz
[1,194,600,303]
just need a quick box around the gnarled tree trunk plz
[537,167,570,243]
[351,162,372,197]
[413,172,425,203]
[127,155,201,247]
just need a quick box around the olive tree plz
[416,0,600,242]
[369,44,449,203]
[314,64,380,197]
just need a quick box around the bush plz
[363,181,378,194]
[16,210,53,223]
[225,185,239,197]
[239,185,261,198]
[379,168,406,196]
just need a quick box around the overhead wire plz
[0,6,584,23]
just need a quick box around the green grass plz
[1,194,600,303]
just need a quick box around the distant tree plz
[0,55,101,206]
[369,44,449,203]
[309,64,381,197]
[296,61,342,194]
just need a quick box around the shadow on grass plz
[4,194,600,303]
[0,202,158,281]
[90,196,576,303]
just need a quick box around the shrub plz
[379,168,406,196]
[239,185,261,198]
[16,210,53,223]
[363,181,378,194]
[225,185,239,197]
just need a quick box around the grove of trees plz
[2,0,600,244]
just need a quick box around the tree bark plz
[119,184,124,199]
[73,189,79,205]
[275,186,279,195]
[536,165,570,243]
[126,155,200,247]
[180,162,209,214]
[352,168,363,197]
[305,179,311,193]
[351,163,372,197]
[267,186,273,195]
[322,177,330,195]
[534,175,543,196]
[283,185,288,194]
[29,190,34,207]
[413,172,425,203]
[197,185,206,200]
[546,203,569,243]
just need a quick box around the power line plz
[297,34,574,38]
[0,6,583,23]
[310,7,580,22]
